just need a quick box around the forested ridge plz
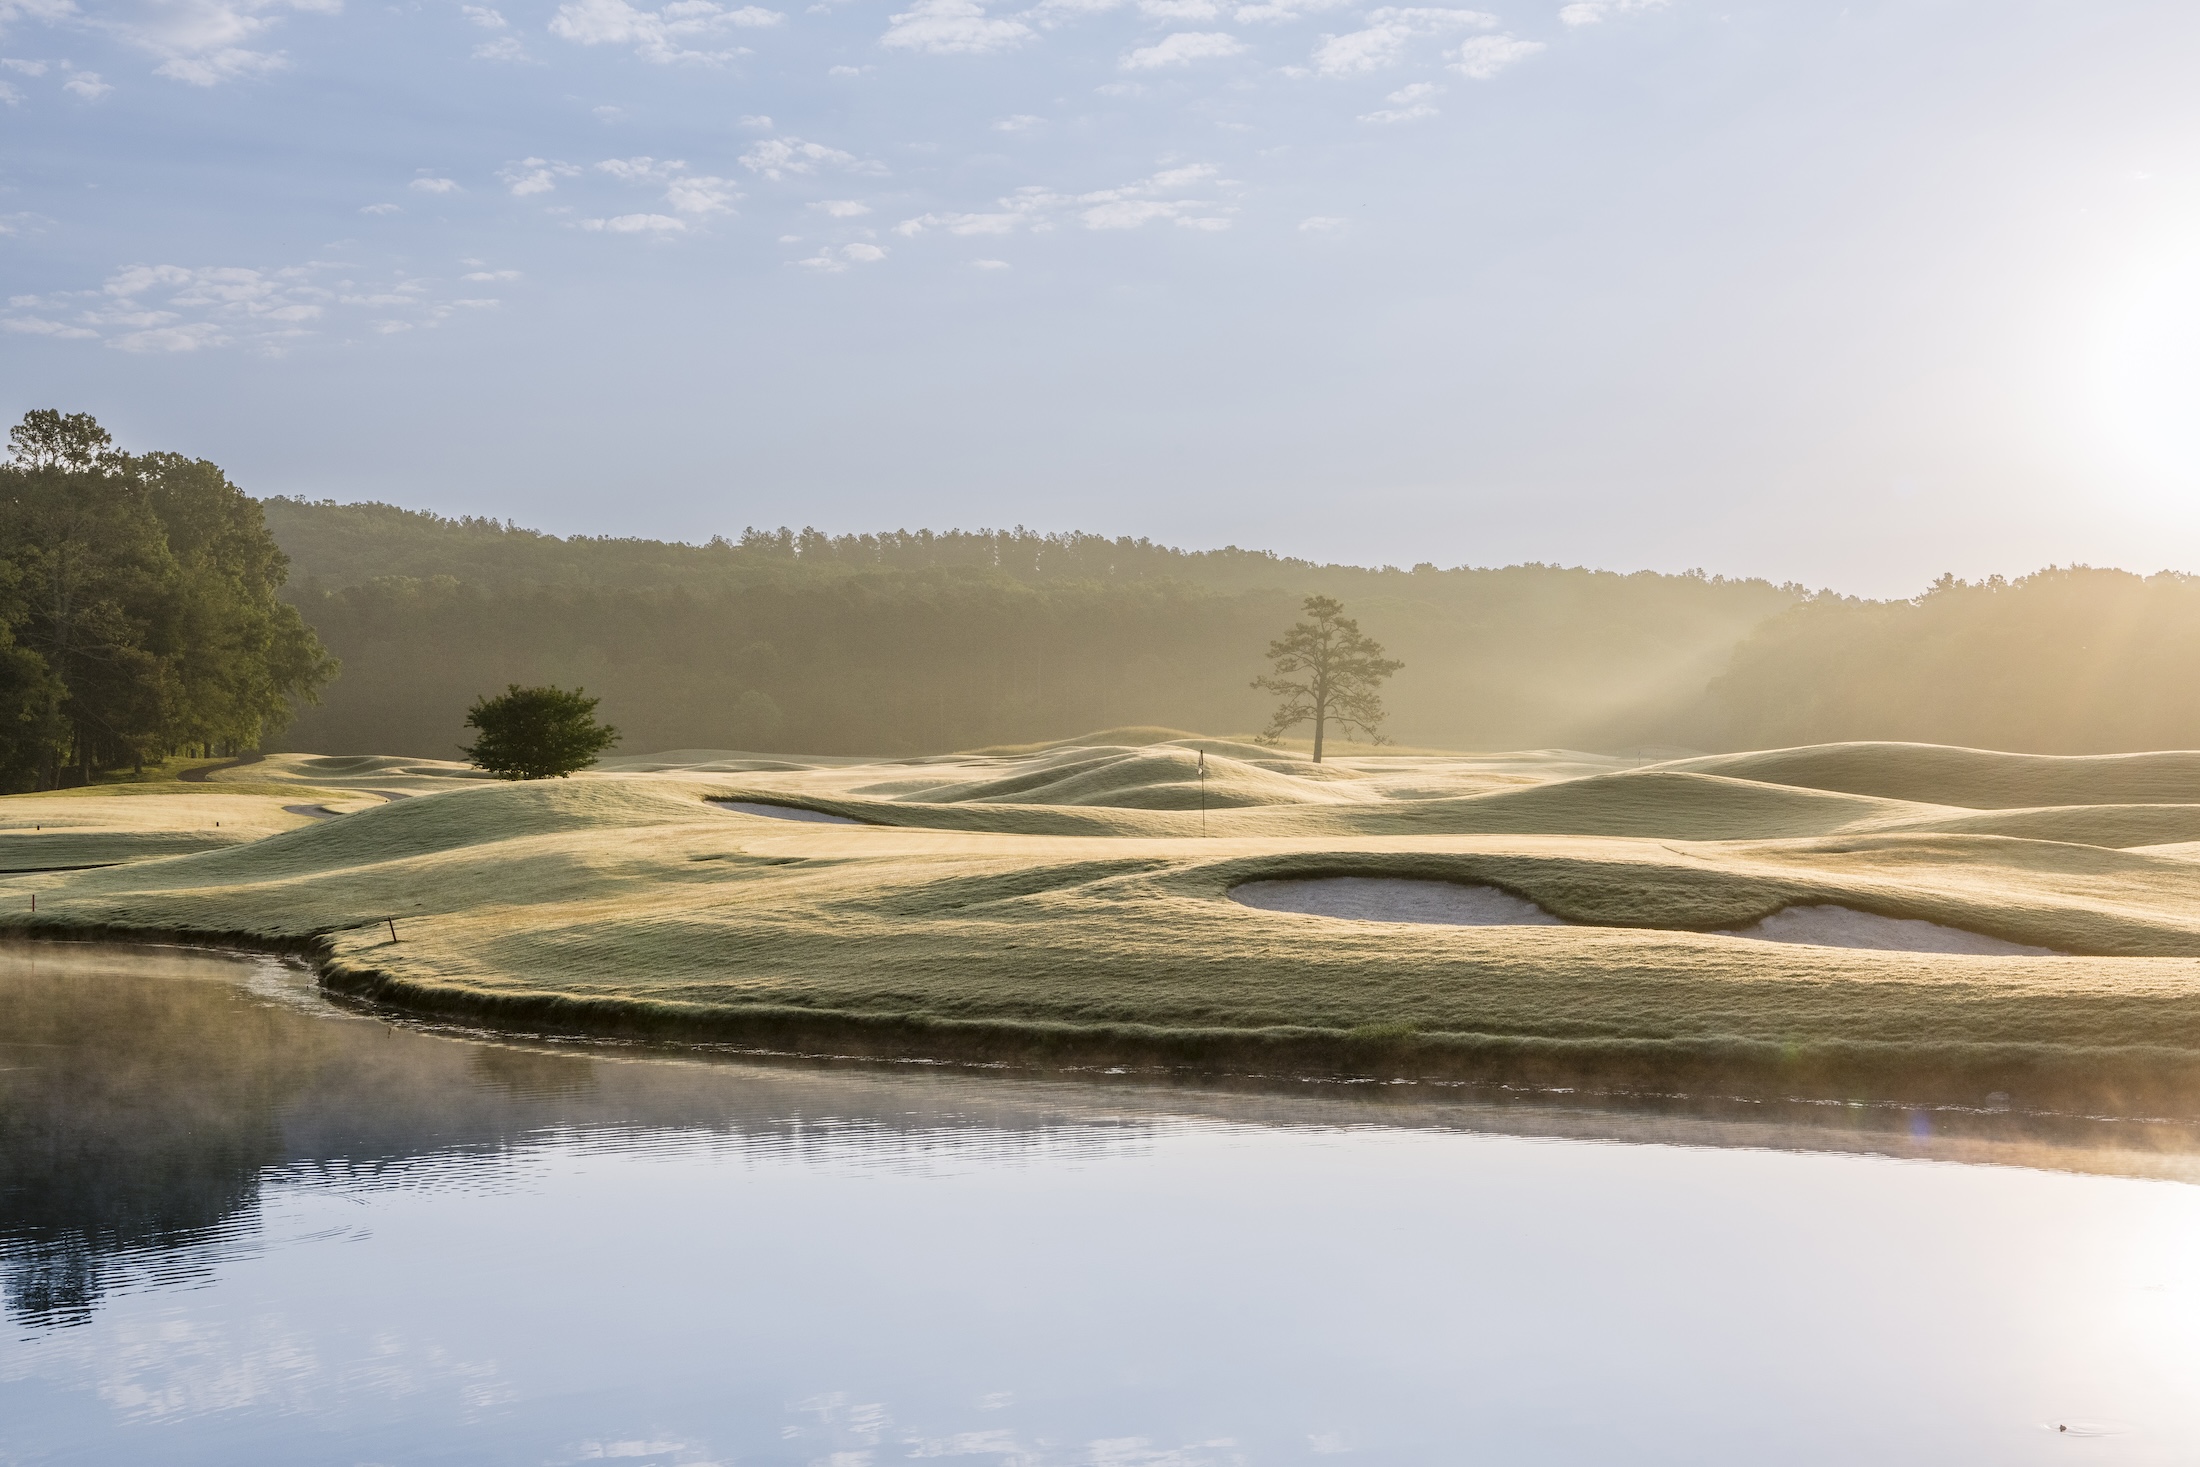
[266,497,1798,757]
[13,415,2196,768]
[267,497,2200,759]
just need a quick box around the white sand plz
[1229,878,2058,955]
[1230,877,1567,927]
[1722,904,2059,955]
[709,800,865,825]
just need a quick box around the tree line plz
[0,412,333,789]
[268,498,1796,758]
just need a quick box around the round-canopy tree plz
[460,684,619,780]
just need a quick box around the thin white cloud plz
[811,199,871,216]
[1231,0,1351,21]
[795,242,886,271]
[664,174,738,212]
[2,258,484,353]
[500,157,580,195]
[578,212,686,231]
[879,0,1032,55]
[549,0,782,64]
[898,163,1235,237]
[740,136,878,180]
[1138,0,1217,17]
[461,268,521,281]
[970,258,1010,269]
[1452,31,1539,77]
[1298,215,1346,231]
[0,58,50,75]
[1311,6,1490,76]
[596,157,740,213]
[1121,29,1243,68]
[993,112,1043,132]
[62,67,107,96]
[1560,0,1665,24]
[596,155,684,181]
[359,201,402,214]
[5,315,100,339]
[1358,78,1437,121]
[49,0,348,86]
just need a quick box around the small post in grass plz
[386,917,398,943]
[1199,747,1207,837]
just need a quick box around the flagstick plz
[1199,747,1206,837]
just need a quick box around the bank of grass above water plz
[8,735,2200,1117]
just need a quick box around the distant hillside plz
[265,501,2200,759]
[1666,568,2200,754]
[264,499,1800,758]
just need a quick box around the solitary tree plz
[1252,596,1402,762]
[461,684,619,779]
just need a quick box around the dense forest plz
[12,415,2197,766]
[266,498,1799,757]
[266,499,2200,759]
[0,414,331,789]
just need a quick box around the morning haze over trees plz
[12,410,2200,767]
[0,412,333,791]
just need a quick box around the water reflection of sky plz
[4,944,2200,1465]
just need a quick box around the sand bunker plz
[709,800,865,825]
[1722,905,2058,956]
[1230,879,2058,955]
[1230,877,1566,926]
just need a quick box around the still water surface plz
[4,943,2200,1465]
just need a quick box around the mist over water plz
[6,943,2200,1464]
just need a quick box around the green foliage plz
[0,412,337,790]
[267,502,1797,758]
[461,684,619,780]
[1254,596,1403,761]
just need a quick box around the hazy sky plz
[3,0,2196,594]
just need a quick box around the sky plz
[2,0,2197,595]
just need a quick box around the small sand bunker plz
[1723,905,2058,955]
[1230,877,1566,926]
[709,800,865,825]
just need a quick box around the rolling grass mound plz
[15,731,2200,1117]
[914,750,1360,810]
[1662,742,2200,809]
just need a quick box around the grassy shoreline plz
[7,736,2200,1119]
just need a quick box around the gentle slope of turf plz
[10,734,2200,1116]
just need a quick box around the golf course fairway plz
[10,731,2200,1117]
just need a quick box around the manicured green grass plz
[10,734,2200,1115]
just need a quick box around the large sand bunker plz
[1231,877,1566,926]
[1230,876,2056,955]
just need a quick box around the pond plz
[3,942,2198,1465]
